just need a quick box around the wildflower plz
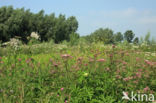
[61,88,64,91]
[30,32,40,39]
[144,86,150,92]
[83,72,88,77]
[18,58,22,62]
[53,62,58,67]
[0,61,4,64]
[136,57,140,61]
[136,72,142,78]
[123,77,130,81]
[26,58,31,64]
[123,76,133,81]
[122,61,127,65]
[84,63,88,66]
[145,60,153,66]
[97,59,105,62]
[0,57,2,59]
[137,69,143,72]
[65,100,68,103]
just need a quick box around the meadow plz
[0,42,156,103]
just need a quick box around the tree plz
[124,30,135,43]
[0,6,79,43]
[114,32,123,42]
[90,28,114,44]
[133,37,139,44]
[0,6,13,42]
[66,16,78,33]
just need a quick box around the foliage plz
[0,43,156,102]
[0,6,78,43]
[133,37,139,44]
[114,32,123,43]
[69,32,80,46]
[124,30,135,43]
[86,28,114,44]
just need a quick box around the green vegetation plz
[0,6,156,103]
[0,40,156,103]
[0,6,78,43]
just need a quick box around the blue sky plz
[0,0,156,38]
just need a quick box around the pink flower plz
[144,86,150,92]
[18,58,22,62]
[53,62,58,67]
[84,63,88,66]
[136,72,142,78]
[122,61,127,65]
[138,69,143,72]
[145,60,153,66]
[97,59,105,62]
[0,57,2,59]
[136,57,140,61]
[65,100,68,103]
[26,58,32,64]
[123,77,130,81]
[61,88,64,91]
[123,76,133,81]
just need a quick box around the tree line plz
[1,6,153,45]
[83,28,139,44]
[0,6,78,43]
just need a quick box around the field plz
[0,43,156,103]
